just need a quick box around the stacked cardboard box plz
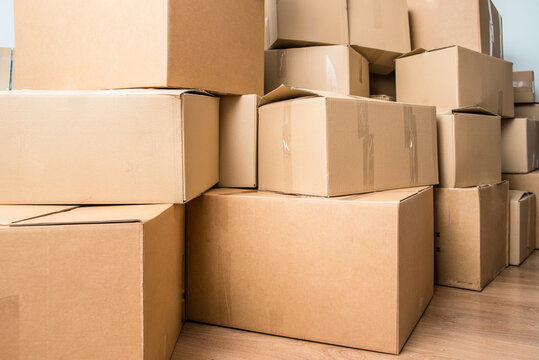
[0,47,12,90]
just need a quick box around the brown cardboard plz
[264,45,369,97]
[0,47,11,90]
[348,0,411,75]
[396,46,514,118]
[186,186,434,354]
[501,118,539,173]
[408,0,503,59]
[509,191,536,265]
[258,86,439,197]
[503,170,539,249]
[14,0,264,95]
[218,95,258,188]
[0,89,219,204]
[264,0,348,50]
[437,113,501,188]
[515,103,539,120]
[513,71,535,104]
[434,182,509,291]
[370,71,396,98]
[0,204,184,359]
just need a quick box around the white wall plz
[495,0,539,97]
[0,0,14,48]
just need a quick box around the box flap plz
[509,190,534,202]
[449,106,498,116]
[396,48,427,59]
[12,204,173,227]
[258,84,354,106]
[2,89,214,97]
[0,205,77,226]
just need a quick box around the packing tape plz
[359,55,364,84]
[499,14,504,58]
[356,102,374,189]
[265,16,270,49]
[498,90,503,116]
[403,106,419,185]
[282,103,293,192]
[488,0,495,56]
[325,55,338,93]
[217,246,232,324]
[277,51,287,78]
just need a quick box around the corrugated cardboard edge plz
[259,84,358,106]
[0,206,78,226]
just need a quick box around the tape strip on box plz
[356,102,374,189]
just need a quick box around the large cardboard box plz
[264,0,348,50]
[408,0,503,59]
[513,71,535,104]
[396,46,514,118]
[264,45,369,97]
[515,103,539,120]
[501,118,539,173]
[434,182,509,291]
[509,191,536,266]
[258,86,438,197]
[218,95,258,188]
[0,47,11,90]
[503,170,539,249]
[438,113,501,188]
[0,204,184,360]
[186,187,434,354]
[0,90,219,204]
[348,0,411,75]
[14,0,264,95]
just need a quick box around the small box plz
[258,86,439,197]
[509,191,536,265]
[396,46,514,118]
[0,204,184,360]
[434,182,509,291]
[501,118,539,173]
[437,113,501,188]
[218,95,258,188]
[513,71,535,104]
[264,45,369,97]
[187,186,434,354]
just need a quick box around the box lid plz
[259,84,357,106]
[4,204,172,227]
[509,190,534,203]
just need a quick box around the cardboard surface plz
[501,118,539,173]
[258,86,439,197]
[264,0,348,50]
[348,0,411,75]
[0,47,11,90]
[0,89,219,204]
[14,0,264,95]
[264,45,369,97]
[186,186,434,354]
[0,204,184,360]
[396,46,514,118]
[218,95,258,188]
[509,191,536,265]
[515,103,539,120]
[437,113,501,188]
[434,182,509,291]
[513,71,535,104]
[503,170,539,249]
[408,0,503,59]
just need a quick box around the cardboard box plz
[0,204,184,360]
[438,113,501,188]
[509,191,536,265]
[501,118,539,173]
[370,71,396,98]
[14,0,263,95]
[258,86,439,197]
[396,46,514,118]
[0,90,219,204]
[408,0,503,59]
[264,45,369,97]
[186,186,434,354]
[218,95,258,188]
[515,103,539,120]
[0,47,11,90]
[264,0,348,50]
[348,0,411,75]
[513,71,535,104]
[434,182,509,291]
[503,170,539,249]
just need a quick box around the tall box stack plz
[397,0,511,291]
[2,1,265,359]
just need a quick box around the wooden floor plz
[172,251,539,360]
